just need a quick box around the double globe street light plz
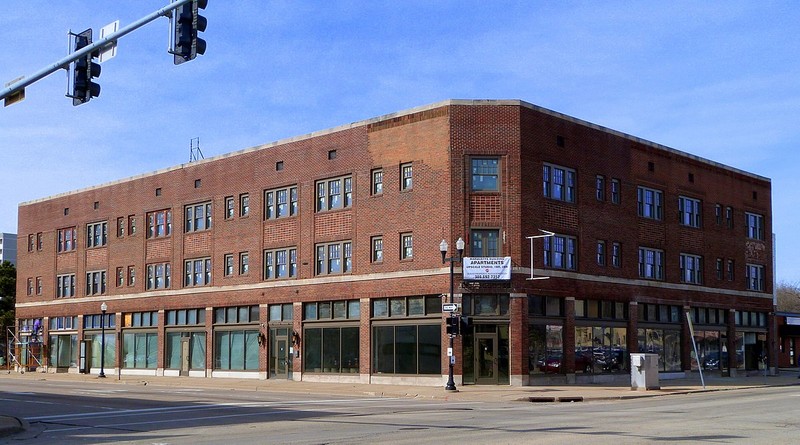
[439,237,465,392]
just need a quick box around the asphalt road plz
[1,379,798,444]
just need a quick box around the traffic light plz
[72,29,101,106]
[446,315,460,336]
[174,0,208,65]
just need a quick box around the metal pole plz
[446,257,456,391]
[0,0,193,102]
[99,308,106,378]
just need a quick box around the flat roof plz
[20,99,770,206]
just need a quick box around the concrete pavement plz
[1,368,798,437]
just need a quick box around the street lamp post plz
[440,237,465,392]
[99,302,107,378]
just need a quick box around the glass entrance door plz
[270,328,291,379]
[475,333,498,384]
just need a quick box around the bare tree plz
[776,281,800,313]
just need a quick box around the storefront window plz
[165,331,206,370]
[371,324,441,375]
[638,328,681,372]
[575,326,627,373]
[529,325,563,375]
[303,326,359,373]
[214,330,259,370]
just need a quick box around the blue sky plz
[1,1,799,283]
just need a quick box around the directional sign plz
[443,303,460,312]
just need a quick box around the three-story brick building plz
[14,100,774,386]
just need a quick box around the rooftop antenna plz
[189,137,203,162]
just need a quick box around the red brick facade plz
[15,100,774,386]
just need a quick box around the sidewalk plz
[1,368,798,436]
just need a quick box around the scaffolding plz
[5,327,43,372]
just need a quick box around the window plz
[596,175,605,201]
[127,266,135,286]
[224,196,235,219]
[57,227,76,253]
[328,149,337,160]
[597,241,606,266]
[543,234,577,270]
[116,267,124,287]
[269,304,294,322]
[166,308,206,325]
[184,202,212,232]
[86,270,107,296]
[214,305,259,324]
[371,169,383,195]
[122,332,158,369]
[263,247,297,280]
[372,324,441,375]
[117,217,125,237]
[401,163,413,190]
[471,229,500,257]
[239,252,249,275]
[612,242,621,268]
[184,258,212,287]
[275,161,284,171]
[637,186,663,220]
[86,221,108,248]
[715,204,722,225]
[305,300,361,320]
[746,212,764,240]
[214,329,259,371]
[680,253,703,285]
[265,185,298,220]
[316,241,352,275]
[128,215,136,235]
[57,274,75,298]
[679,196,702,228]
[638,247,665,280]
[146,209,172,238]
[224,254,234,277]
[239,193,250,217]
[400,233,413,260]
[371,236,383,263]
[611,179,621,204]
[746,264,765,291]
[146,263,171,290]
[36,233,43,251]
[36,277,42,295]
[725,206,734,229]
[471,158,499,191]
[316,176,352,212]
[716,258,724,280]
[543,164,576,203]
[304,326,360,374]
[26,278,32,296]
[727,259,735,281]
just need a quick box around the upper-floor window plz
[471,158,499,191]
[239,252,249,275]
[638,247,665,280]
[543,234,577,270]
[371,169,383,195]
[595,175,606,201]
[146,262,171,290]
[401,163,413,190]
[596,241,606,266]
[679,196,702,228]
[57,274,76,298]
[57,227,76,253]
[725,206,734,229]
[239,193,250,217]
[128,215,137,235]
[746,264,765,291]
[316,241,352,275]
[471,229,500,257]
[715,204,722,225]
[316,176,352,212]
[264,247,298,280]
[117,217,125,237]
[86,222,108,248]
[184,258,212,287]
[401,233,413,260]
[225,196,235,220]
[185,202,212,232]
[36,233,43,251]
[224,254,234,277]
[86,270,107,296]
[543,164,576,203]
[371,236,383,263]
[147,209,172,239]
[265,186,298,220]
[745,212,765,240]
[612,242,622,268]
[611,178,621,204]
[680,253,703,285]
[27,234,34,252]
[637,186,663,220]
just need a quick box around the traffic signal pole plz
[0,0,196,104]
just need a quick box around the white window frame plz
[745,212,764,240]
[543,163,576,203]
[637,186,663,220]
[679,196,702,228]
[746,263,765,291]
